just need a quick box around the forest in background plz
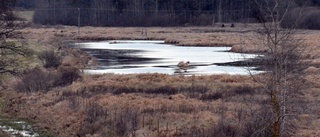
[11,0,320,28]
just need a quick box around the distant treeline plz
[12,0,320,28]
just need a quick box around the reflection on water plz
[71,40,260,75]
[0,119,39,137]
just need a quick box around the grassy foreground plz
[0,25,319,136]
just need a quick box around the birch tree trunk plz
[250,0,307,136]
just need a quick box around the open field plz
[0,24,319,136]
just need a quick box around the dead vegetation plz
[1,72,317,137]
[0,24,318,136]
[4,74,262,136]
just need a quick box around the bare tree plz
[0,0,19,37]
[249,0,308,137]
[0,0,31,75]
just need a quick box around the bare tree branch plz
[0,0,31,75]
[249,0,309,136]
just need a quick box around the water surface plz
[72,40,259,75]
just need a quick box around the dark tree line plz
[10,0,320,27]
[31,0,251,26]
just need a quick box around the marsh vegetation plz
[1,26,319,137]
[0,0,320,137]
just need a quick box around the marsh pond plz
[71,40,260,75]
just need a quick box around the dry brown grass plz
[0,24,318,136]
[19,25,260,51]
[19,24,320,58]
[3,74,262,136]
[4,72,317,136]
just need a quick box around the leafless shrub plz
[14,66,80,93]
[14,68,60,93]
[38,50,61,69]
[55,66,81,86]
[251,1,309,136]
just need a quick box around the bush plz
[14,68,60,93]
[38,50,61,69]
[14,67,81,93]
[56,66,81,86]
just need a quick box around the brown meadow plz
[0,24,319,136]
